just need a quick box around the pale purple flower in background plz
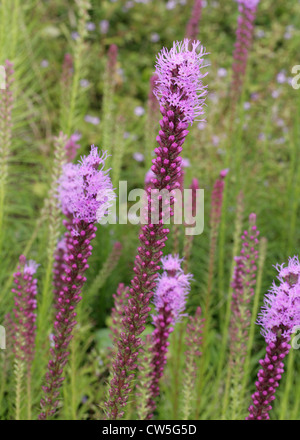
[197,121,206,130]
[212,135,220,147]
[272,90,281,99]
[86,22,96,31]
[166,0,176,10]
[134,106,145,116]
[99,20,109,34]
[40,60,49,68]
[84,115,100,125]
[218,68,227,78]
[150,33,160,43]
[80,79,90,88]
[71,31,79,40]
[277,71,287,84]
[244,102,251,110]
[133,152,144,162]
[182,158,191,168]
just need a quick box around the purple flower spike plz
[154,39,208,125]
[146,255,192,418]
[185,0,202,42]
[58,146,115,224]
[231,0,260,102]
[12,255,38,365]
[247,256,300,420]
[39,147,115,420]
[105,40,207,419]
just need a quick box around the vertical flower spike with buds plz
[228,213,259,419]
[147,255,192,418]
[181,307,204,420]
[39,146,115,420]
[0,60,14,252]
[231,0,260,105]
[185,0,202,41]
[105,39,207,420]
[109,284,130,345]
[247,256,300,420]
[144,255,192,418]
[12,256,38,420]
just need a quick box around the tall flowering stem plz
[247,256,300,420]
[181,307,203,420]
[105,39,207,420]
[185,0,202,41]
[39,147,115,419]
[12,256,38,420]
[231,0,260,107]
[147,255,192,418]
[0,60,14,252]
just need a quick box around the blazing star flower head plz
[154,39,208,125]
[161,254,183,276]
[153,255,192,322]
[258,256,300,343]
[58,145,115,223]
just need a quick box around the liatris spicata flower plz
[146,254,192,418]
[39,146,115,419]
[185,0,202,41]
[228,213,259,419]
[181,307,204,420]
[105,39,207,420]
[247,256,300,420]
[12,255,38,420]
[231,0,260,104]
[0,60,14,251]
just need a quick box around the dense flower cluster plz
[12,256,38,364]
[58,146,115,224]
[154,39,208,124]
[247,256,300,420]
[147,255,192,417]
[39,147,114,419]
[105,39,207,419]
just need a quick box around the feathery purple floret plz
[258,256,300,343]
[247,256,300,420]
[58,146,115,224]
[154,39,208,125]
[153,256,192,323]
